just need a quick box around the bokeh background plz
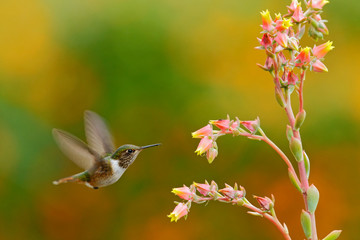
[0,0,359,239]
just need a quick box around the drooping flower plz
[311,59,328,72]
[312,41,334,59]
[195,136,213,155]
[192,124,213,138]
[260,10,274,31]
[168,203,189,222]
[172,186,195,200]
[295,47,311,67]
[206,147,218,164]
[274,32,288,48]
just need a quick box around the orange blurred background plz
[0,0,359,239]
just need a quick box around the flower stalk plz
[169,0,340,239]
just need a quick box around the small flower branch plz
[169,0,341,239]
[168,181,291,240]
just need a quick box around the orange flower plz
[312,41,334,59]
[260,10,274,31]
[295,47,311,67]
[275,18,293,31]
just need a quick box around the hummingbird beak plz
[140,143,161,150]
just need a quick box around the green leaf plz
[307,185,320,213]
[301,210,312,239]
[322,230,342,240]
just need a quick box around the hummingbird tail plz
[52,176,78,185]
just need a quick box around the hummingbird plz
[52,110,160,189]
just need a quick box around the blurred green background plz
[0,0,359,239]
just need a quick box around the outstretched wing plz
[84,110,115,157]
[52,129,96,170]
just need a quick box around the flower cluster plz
[168,181,279,223]
[192,116,260,163]
[257,0,334,93]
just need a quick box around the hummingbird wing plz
[52,129,97,170]
[84,110,115,157]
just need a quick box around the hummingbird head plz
[111,143,160,168]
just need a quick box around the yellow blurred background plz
[0,0,359,239]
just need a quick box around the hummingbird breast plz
[89,159,126,188]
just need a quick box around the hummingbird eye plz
[126,149,135,153]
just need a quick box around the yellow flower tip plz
[302,47,311,53]
[260,9,270,17]
[167,214,177,222]
[326,41,335,51]
[283,18,293,29]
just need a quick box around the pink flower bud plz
[219,184,244,199]
[260,33,273,48]
[254,196,274,211]
[311,59,328,72]
[257,57,274,71]
[194,182,211,196]
[312,41,334,59]
[172,186,194,200]
[278,52,287,66]
[292,4,306,22]
[195,136,213,155]
[192,124,213,138]
[288,37,299,51]
[287,71,299,85]
[287,0,299,12]
[240,117,260,134]
[274,32,288,48]
[260,10,274,31]
[295,47,311,67]
[206,147,218,164]
[230,118,240,129]
[168,203,189,222]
